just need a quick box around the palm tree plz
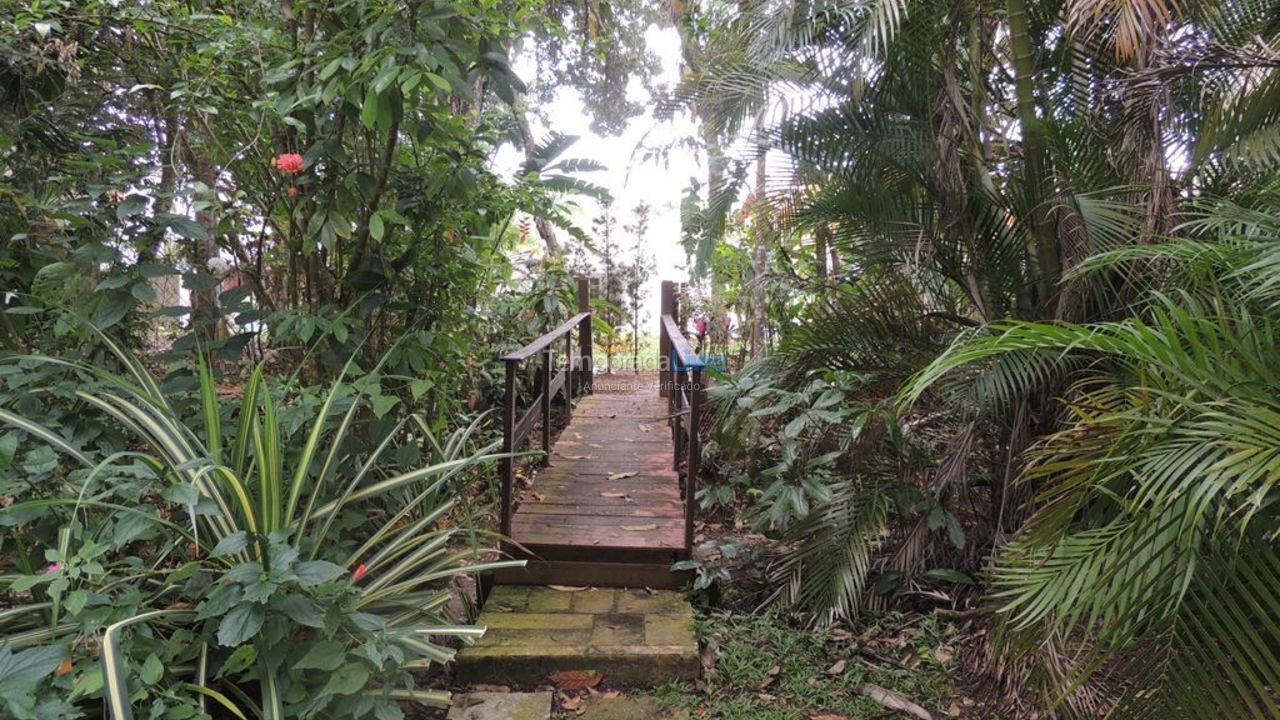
[686,0,1280,715]
[901,194,1280,718]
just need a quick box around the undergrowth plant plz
[901,215,1280,717]
[0,334,519,719]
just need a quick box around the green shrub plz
[0,337,519,719]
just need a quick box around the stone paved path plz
[445,691,552,720]
[456,586,698,687]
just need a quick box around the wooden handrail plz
[658,280,704,557]
[500,281,593,537]
[661,314,698,370]
[501,311,591,361]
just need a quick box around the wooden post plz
[577,276,592,395]
[540,348,551,464]
[500,360,517,537]
[686,365,702,554]
[659,281,674,398]
[563,331,573,426]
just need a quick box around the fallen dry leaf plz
[54,657,73,677]
[600,492,628,498]
[861,684,933,720]
[468,684,510,693]
[607,471,638,480]
[934,645,954,664]
[621,523,659,531]
[826,658,847,675]
[549,670,602,690]
[810,715,850,720]
[561,695,583,711]
[637,423,651,432]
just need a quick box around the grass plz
[557,608,963,719]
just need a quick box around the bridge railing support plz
[659,282,703,556]
[659,281,675,398]
[499,277,593,537]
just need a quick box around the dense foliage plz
[675,0,1280,716]
[0,0,603,717]
[9,0,1280,717]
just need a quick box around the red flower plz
[352,563,368,581]
[273,153,304,174]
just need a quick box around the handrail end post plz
[500,359,517,538]
[659,281,675,398]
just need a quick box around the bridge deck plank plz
[510,391,686,556]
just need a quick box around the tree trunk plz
[672,0,734,356]
[1006,0,1059,314]
[515,102,561,255]
[749,151,768,359]
[814,222,829,279]
[188,153,223,343]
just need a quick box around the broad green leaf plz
[157,213,210,241]
[163,483,201,507]
[361,87,381,129]
[210,531,249,558]
[370,394,399,419]
[409,379,432,401]
[0,643,66,697]
[319,662,369,696]
[371,65,400,94]
[92,292,132,329]
[116,194,149,219]
[319,57,345,81]
[217,644,258,678]
[65,589,88,615]
[293,640,345,671]
[196,584,242,620]
[217,603,265,647]
[96,275,132,291]
[140,653,163,685]
[424,72,451,93]
[275,594,325,628]
[0,434,16,470]
[294,560,344,587]
[922,568,975,585]
[223,562,264,585]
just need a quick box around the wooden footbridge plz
[458,279,706,687]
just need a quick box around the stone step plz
[494,559,692,589]
[455,586,699,688]
[446,691,552,720]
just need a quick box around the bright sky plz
[493,24,701,318]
